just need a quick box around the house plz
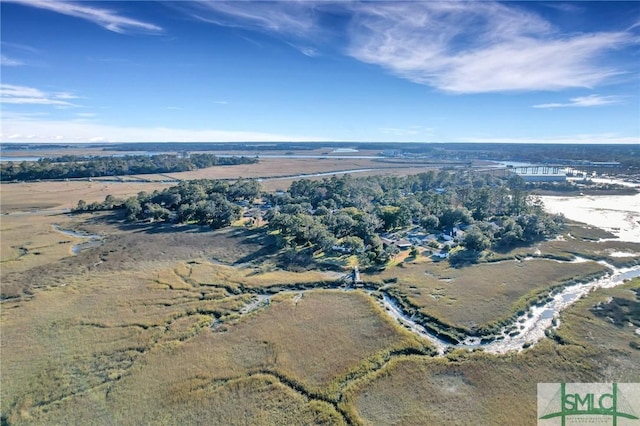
[395,239,412,249]
[381,236,412,249]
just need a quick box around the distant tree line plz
[0,154,257,181]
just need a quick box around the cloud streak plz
[346,2,634,93]
[1,84,79,106]
[180,1,320,39]
[4,0,162,34]
[178,1,638,94]
[533,94,624,109]
[1,55,24,66]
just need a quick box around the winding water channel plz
[225,261,639,356]
[52,224,103,254]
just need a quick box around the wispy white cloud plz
[287,43,319,57]
[1,84,79,106]
[176,1,331,57]
[214,100,228,105]
[533,94,624,109]
[1,114,322,143]
[1,41,40,54]
[177,1,638,94]
[182,1,321,38]
[4,0,162,34]
[346,2,635,93]
[54,92,81,100]
[1,55,24,66]
[541,2,584,14]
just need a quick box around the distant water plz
[0,156,43,162]
[540,192,640,243]
[331,148,359,153]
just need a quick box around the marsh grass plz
[0,181,170,212]
[365,257,608,333]
[0,214,85,278]
[185,260,339,290]
[3,176,637,425]
[1,262,428,424]
[343,279,640,425]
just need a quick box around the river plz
[228,258,639,357]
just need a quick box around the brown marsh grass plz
[365,257,608,331]
[0,180,170,212]
[2,172,636,425]
[343,279,640,425]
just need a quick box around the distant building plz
[381,149,402,157]
[511,168,567,182]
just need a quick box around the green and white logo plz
[538,383,640,425]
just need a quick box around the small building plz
[395,239,412,249]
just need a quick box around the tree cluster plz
[76,179,259,229]
[75,170,563,265]
[263,171,562,266]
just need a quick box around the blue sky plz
[1,0,638,143]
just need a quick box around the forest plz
[0,153,257,181]
[78,170,563,268]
